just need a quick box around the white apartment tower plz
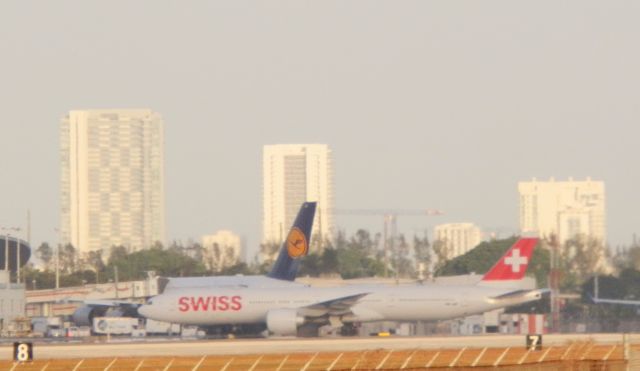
[262,144,333,246]
[518,177,605,244]
[434,223,482,258]
[60,109,165,253]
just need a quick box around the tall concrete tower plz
[60,109,165,253]
[262,144,333,248]
[518,177,605,244]
[434,223,482,258]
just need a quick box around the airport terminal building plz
[0,236,29,335]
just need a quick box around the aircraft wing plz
[69,299,143,325]
[590,296,640,306]
[298,293,369,317]
[77,300,142,308]
[62,298,143,309]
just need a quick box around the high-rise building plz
[60,109,165,253]
[434,223,482,258]
[262,144,333,248]
[518,177,605,244]
[201,230,243,272]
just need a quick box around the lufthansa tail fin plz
[267,202,317,281]
[479,238,538,284]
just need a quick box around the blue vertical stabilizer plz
[267,202,317,281]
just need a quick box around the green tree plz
[413,234,431,279]
[259,241,280,266]
[108,246,128,265]
[35,243,53,270]
[22,265,56,289]
[320,247,339,275]
[348,229,380,256]
[299,253,323,277]
[84,250,105,283]
[561,235,606,287]
[432,239,452,273]
[103,245,207,281]
[219,262,255,275]
[390,234,413,278]
[59,244,77,273]
[336,248,385,279]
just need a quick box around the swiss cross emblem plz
[504,248,528,273]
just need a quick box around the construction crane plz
[335,209,444,277]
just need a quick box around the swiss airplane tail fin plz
[479,238,538,284]
[267,202,317,281]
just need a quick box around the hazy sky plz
[1,1,638,257]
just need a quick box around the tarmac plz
[0,333,629,359]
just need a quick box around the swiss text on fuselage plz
[178,296,242,312]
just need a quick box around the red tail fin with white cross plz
[481,238,538,281]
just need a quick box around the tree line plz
[24,229,433,289]
[23,230,638,304]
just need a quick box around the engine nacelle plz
[72,306,128,326]
[71,305,102,326]
[266,309,303,336]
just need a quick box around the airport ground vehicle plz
[144,318,180,335]
[64,326,91,337]
[31,316,66,337]
[92,317,141,335]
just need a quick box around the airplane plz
[589,275,640,306]
[71,201,318,327]
[138,236,547,336]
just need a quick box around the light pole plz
[15,228,22,284]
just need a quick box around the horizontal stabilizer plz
[488,288,549,304]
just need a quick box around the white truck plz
[65,326,92,338]
[144,319,181,335]
[31,316,65,338]
[92,317,142,336]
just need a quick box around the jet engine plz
[71,306,107,326]
[72,306,134,326]
[265,309,304,336]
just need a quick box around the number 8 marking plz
[17,343,30,361]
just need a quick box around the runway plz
[0,333,629,359]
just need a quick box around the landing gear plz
[340,323,359,336]
[202,324,266,338]
[296,324,320,337]
[203,325,234,338]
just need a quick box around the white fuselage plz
[138,279,539,325]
